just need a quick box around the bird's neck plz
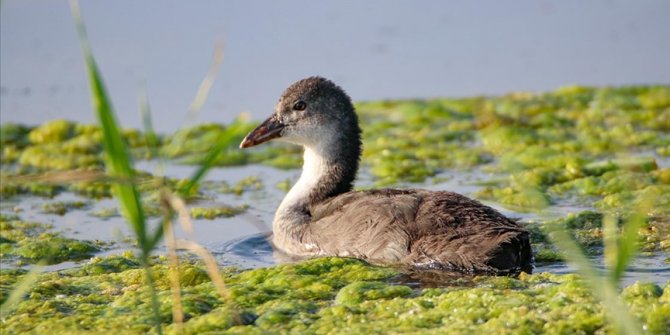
[278,141,359,215]
[273,131,360,250]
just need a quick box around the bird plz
[240,76,533,275]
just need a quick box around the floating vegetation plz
[0,256,668,334]
[1,84,669,334]
[0,214,101,265]
[528,210,670,263]
[39,200,90,216]
[2,86,669,261]
[190,205,249,220]
[201,176,264,196]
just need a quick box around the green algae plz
[11,233,99,264]
[190,205,249,220]
[89,206,119,219]
[68,178,112,198]
[1,85,670,333]
[201,176,264,196]
[40,200,90,215]
[161,122,257,166]
[92,199,249,221]
[1,85,668,263]
[4,119,161,173]
[1,255,667,334]
[27,119,76,144]
[1,86,668,238]
[351,88,670,255]
[528,210,670,262]
[0,214,100,265]
[4,86,668,219]
[0,268,28,304]
[275,179,292,193]
[335,281,413,305]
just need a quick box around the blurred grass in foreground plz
[68,1,241,333]
[541,198,653,334]
[70,2,163,331]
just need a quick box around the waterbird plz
[240,77,533,275]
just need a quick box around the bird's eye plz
[293,100,307,111]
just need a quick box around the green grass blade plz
[178,121,247,196]
[138,84,166,252]
[545,222,642,335]
[70,2,162,334]
[71,0,148,250]
[0,264,44,318]
[187,42,224,118]
[139,83,161,160]
[612,213,643,283]
[602,214,619,280]
[146,223,165,252]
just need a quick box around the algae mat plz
[0,256,669,334]
[1,85,670,333]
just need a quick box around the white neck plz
[277,147,328,217]
[270,124,359,255]
[272,147,329,254]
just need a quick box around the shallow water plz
[216,232,670,287]
[535,255,670,287]
[184,163,670,287]
[2,162,668,286]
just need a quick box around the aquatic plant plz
[69,2,163,331]
[10,2,246,333]
[1,256,668,334]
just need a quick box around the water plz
[203,164,670,287]
[2,1,670,131]
[535,255,670,287]
[2,162,669,286]
[215,232,670,287]
[2,1,669,285]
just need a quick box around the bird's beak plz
[239,115,285,148]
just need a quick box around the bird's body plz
[240,77,533,275]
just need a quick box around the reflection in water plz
[535,255,670,287]
[213,232,314,269]
[214,233,274,268]
[394,269,479,289]
[216,232,670,287]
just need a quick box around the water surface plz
[2,1,669,131]
[5,162,666,286]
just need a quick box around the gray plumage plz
[240,76,533,275]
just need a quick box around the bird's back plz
[306,189,533,274]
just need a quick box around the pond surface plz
[208,164,670,287]
[2,4,669,332]
[3,161,667,286]
[2,1,669,131]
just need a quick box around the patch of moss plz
[201,176,264,196]
[1,85,669,333]
[190,205,249,220]
[27,119,75,144]
[335,281,413,305]
[40,200,90,215]
[89,206,119,219]
[10,233,99,264]
[0,215,100,265]
[1,256,667,334]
